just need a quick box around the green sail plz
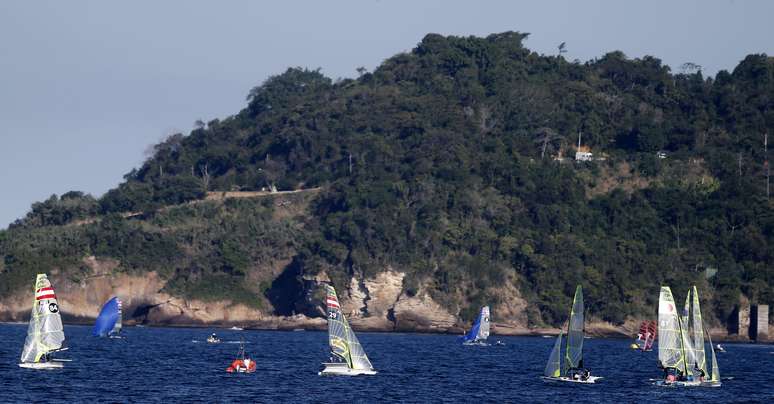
[565,285,584,372]
[544,331,563,378]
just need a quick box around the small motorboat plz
[716,344,726,353]
[207,333,221,344]
[226,340,256,373]
[495,340,505,346]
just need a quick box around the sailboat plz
[92,296,123,338]
[542,286,601,383]
[655,286,720,387]
[683,286,721,387]
[461,306,491,346]
[631,320,657,351]
[18,274,69,369]
[319,284,377,376]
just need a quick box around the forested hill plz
[2,32,772,328]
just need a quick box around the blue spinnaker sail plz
[92,297,121,337]
[461,306,490,344]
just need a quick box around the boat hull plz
[541,376,602,384]
[653,380,703,387]
[19,362,64,369]
[462,340,490,346]
[318,362,377,376]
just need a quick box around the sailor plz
[694,363,705,381]
[243,358,251,370]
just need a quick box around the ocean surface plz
[1,324,772,403]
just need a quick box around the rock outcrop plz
[0,258,536,335]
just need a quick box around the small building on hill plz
[575,145,593,161]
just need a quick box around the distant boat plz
[207,333,221,344]
[229,326,244,331]
[542,286,601,383]
[226,339,255,373]
[461,306,491,346]
[318,284,376,376]
[654,286,720,387]
[19,274,69,369]
[92,297,123,338]
[632,320,657,351]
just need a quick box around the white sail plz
[658,286,687,375]
[324,284,374,371]
[477,306,491,341]
[704,325,721,384]
[680,289,697,378]
[111,298,123,336]
[544,331,563,377]
[688,286,706,375]
[20,274,65,364]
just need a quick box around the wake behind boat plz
[542,286,600,384]
[18,274,69,369]
[319,284,376,376]
[461,306,491,346]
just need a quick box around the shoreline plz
[1,320,769,344]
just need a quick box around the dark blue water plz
[1,324,772,403]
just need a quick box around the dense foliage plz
[2,32,772,326]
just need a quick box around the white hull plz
[653,380,703,388]
[318,363,377,376]
[542,376,602,384]
[462,340,490,346]
[19,361,64,369]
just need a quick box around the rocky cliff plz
[0,257,535,335]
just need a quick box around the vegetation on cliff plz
[1,32,772,326]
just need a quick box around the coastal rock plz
[392,291,457,332]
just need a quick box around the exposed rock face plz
[392,291,458,332]
[0,257,267,327]
[0,259,533,335]
[487,273,530,334]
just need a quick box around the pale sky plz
[1,0,772,228]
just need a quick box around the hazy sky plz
[1,0,772,228]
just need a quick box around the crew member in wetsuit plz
[694,363,705,381]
